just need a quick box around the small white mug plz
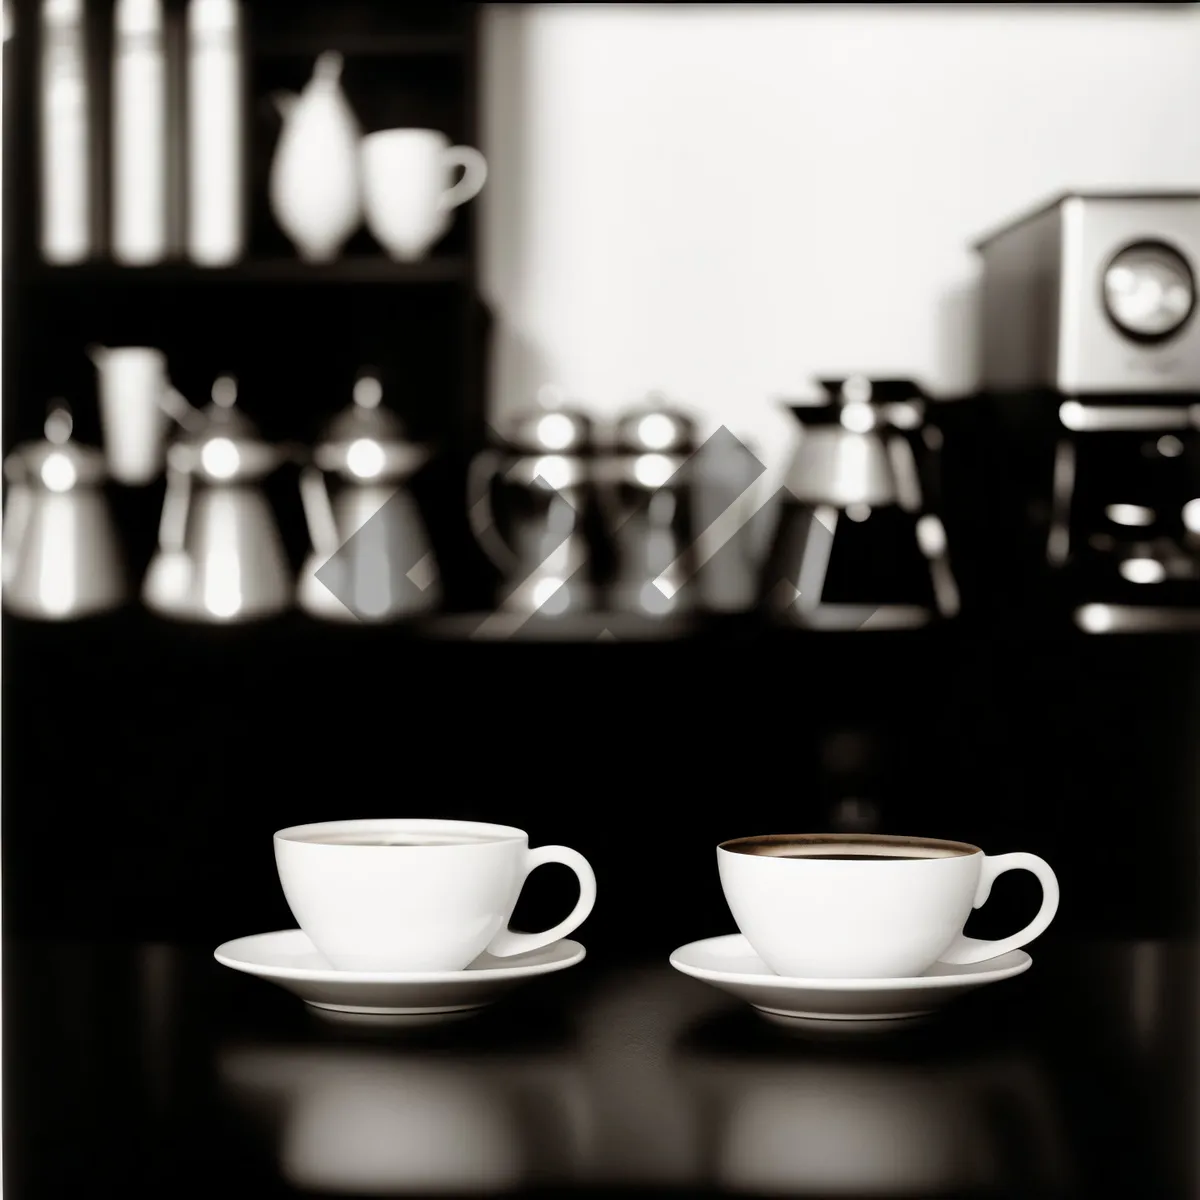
[717,833,1059,979]
[360,128,487,262]
[274,818,596,973]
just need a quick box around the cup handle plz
[939,852,1060,966]
[439,145,488,211]
[485,845,597,958]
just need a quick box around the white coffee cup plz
[717,833,1059,979]
[274,818,596,973]
[359,128,487,262]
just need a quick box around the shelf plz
[24,257,470,286]
[255,33,466,59]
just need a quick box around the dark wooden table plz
[5,937,1196,1199]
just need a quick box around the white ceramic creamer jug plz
[268,51,361,262]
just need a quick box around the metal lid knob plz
[497,384,595,454]
[314,372,427,481]
[169,376,285,482]
[8,400,108,488]
[615,393,697,454]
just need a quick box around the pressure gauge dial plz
[1102,240,1196,342]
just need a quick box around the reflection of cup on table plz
[685,1050,1070,1195]
[360,128,487,262]
[88,345,187,485]
[219,1044,590,1193]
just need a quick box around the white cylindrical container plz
[186,0,244,266]
[112,0,168,264]
[39,0,91,263]
[89,345,171,485]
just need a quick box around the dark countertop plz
[6,937,1196,1199]
[6,618,1198,948]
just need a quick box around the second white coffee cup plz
[274,818,596,973]
[717,833,1060,980]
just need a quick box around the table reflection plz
[218,1042,590,1194]
[678,1030,1070,1195]
[6,938,1196,1199]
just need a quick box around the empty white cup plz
[360,128,487,262]
[274,818,596,973]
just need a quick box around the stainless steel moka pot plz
[298,374,440,622]
[142,376,292,622]
[2,405,128,619]
[467,386,602,618]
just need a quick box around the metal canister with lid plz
[467,386,603,617]
[601,395,699,616]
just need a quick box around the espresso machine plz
[760,376,960,630]
[974,191,1200,631]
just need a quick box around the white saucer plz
[669,934,1032,1033]
[214,930,586,1026]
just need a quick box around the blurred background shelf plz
[23,256,471,286]
[254,33,466,59]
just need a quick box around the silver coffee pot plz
[142,376,292,622]
[298,374,440,622]
[762,376,960,629]
[468,386,602,618]
[2,405,128,619]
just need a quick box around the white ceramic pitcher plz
[268,51,362,262]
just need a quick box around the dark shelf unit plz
[22,256,472,286]
[1,1,503,935]
[255,33,467,59]
[3,0,488,441]
[3,0,492,597]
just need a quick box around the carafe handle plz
[299,466,340,560]
[4,452,26,484]
[159,386,205,434]
[2,455,32,587]
[467,449,518,572]
[157,463,192,554]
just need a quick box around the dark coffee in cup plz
[725,835,976,861]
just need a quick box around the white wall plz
[479,2,1200,482]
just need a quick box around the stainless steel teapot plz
[297,374,440,622]
[2,405,128,619]
[142,376,292,622]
